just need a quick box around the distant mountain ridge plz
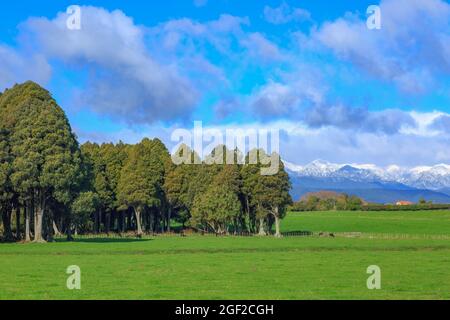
[285,160,450,204]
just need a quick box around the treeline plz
[0,82,292,242]
[290,191,364,211]
[359,203,450,211]
[289,191,450,212]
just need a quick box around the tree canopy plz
[0,81,292,242]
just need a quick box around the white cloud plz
[154,14,249,54]
[279,118,450,167]
[0,45,51,91]
[180,112,449,167]
[22,6,197,124]
[313,0,450,93]
[263,2,311,25]
[240,33,284,62]
[1,2,449,170]
[153,14,285,63]
[77,111,450,167]
[401,110,445,136]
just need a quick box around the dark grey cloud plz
[247,79,416,135]
[251,83,301,118]
[213,97,241,120]
[81,68,196,124]
[304,105,417,134]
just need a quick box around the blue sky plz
[1,0,450,167]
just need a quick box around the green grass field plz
[1,210,449,300]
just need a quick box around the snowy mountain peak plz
[284,159,450,190]
[283,160,303,172]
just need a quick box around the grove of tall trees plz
[0,82,292,242]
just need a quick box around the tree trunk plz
[98,209,102,233]
[1,209,13,241]
[15,207,21,240]
[269,206,282,237]
[154,210,160,233]
[25,204,31,242]
[149,212,154,233]
[66,216,74,241]
[30,199,35,238]
[245,197,254,233]
[160,211,164,233]
[127,211,132,230]
[46,213,54,242]
[94,209,99,233]
[142,211,147,232]
[53,220,61,237]
[258,217,266,236]
[274,214,281,238]
[119,212,124,233]
[34,211,45,242]
[105,211,110,234]
[134,207,143,236]
[110,211,115,232]
[167,207,171,232]
[34,193,46,243]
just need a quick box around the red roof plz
[396,201,413,205]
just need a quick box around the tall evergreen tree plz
[117,140,159,236]
[191,165,242,234]
[0,82,292,240]
[0,127,14,241]
[1,82,83,242]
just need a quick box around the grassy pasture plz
[0,210,449,300]
[281,210,450,235]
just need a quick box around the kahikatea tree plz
[140,138,167,232]
[149,138,173,232]
[117,139,160,236]
[0,82,292,241]
[71,191,99,234]
[260,160,291,237]
[1,81,83,242]
[165,144,203,227]
[241,150,263,234]
[98,142,128,232]
[241,149,292,236]
[0,127,14,241]
[81,142,114,233]
[191,165,242,234]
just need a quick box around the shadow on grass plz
[54,238,153,244]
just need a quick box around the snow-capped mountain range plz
[284,160,450,190]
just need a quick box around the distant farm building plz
[396,201,413,206]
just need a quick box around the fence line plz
[53,230,450,240]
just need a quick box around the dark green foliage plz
[71,191,99,233]
[0,82,292,241]
[191,166,242,233]
[1,81,83,242]
[241,149,292,236]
